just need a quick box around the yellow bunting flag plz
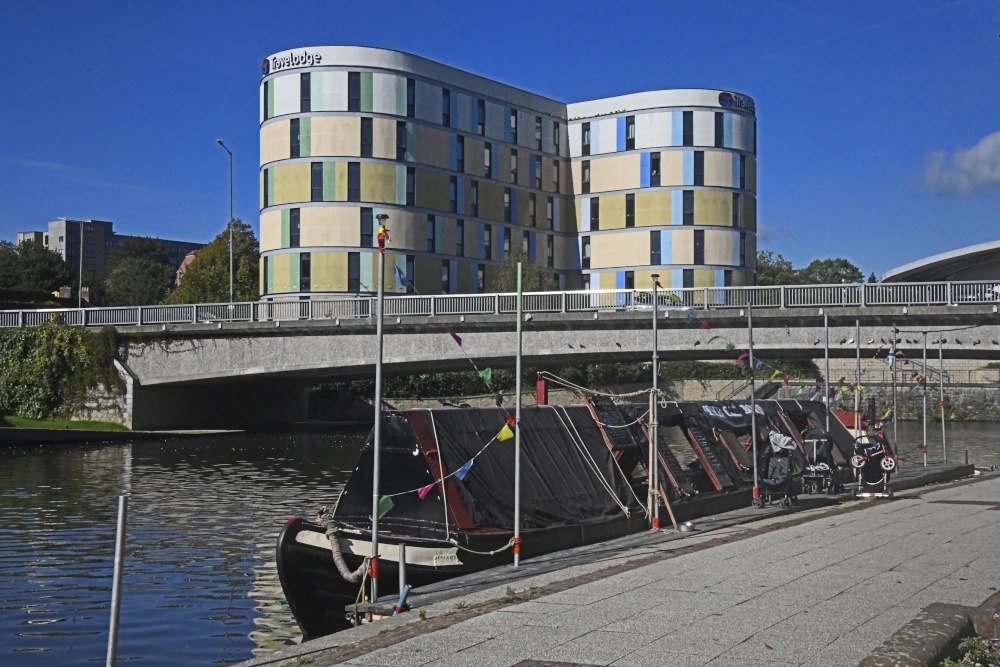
[497,424,514,441]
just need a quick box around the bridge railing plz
[2,280,998,328]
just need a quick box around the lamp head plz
[375,213,389,223]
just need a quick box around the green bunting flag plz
[707,335,722,344]
[370,495,394,520]
[479,367,492,384]
[725,342,735,351]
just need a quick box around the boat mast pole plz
[651,275,660,530]
[370,214,389,603]
[748,303,759,503]
[514,263,522,566]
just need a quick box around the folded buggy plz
[752,430,800,508]
[801,427,844,495]
[850,427,896,499]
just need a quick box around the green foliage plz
[167,219,258,304]
[0,241,72,293]
[755,251,796,286]
[796,258,863,285]
[103,257,176,306]
[0,320,122,419]
[491,248,557,293]
[3,416,128,430]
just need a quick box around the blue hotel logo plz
[719,91,755,115]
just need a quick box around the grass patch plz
[501,586,521,603]
[280,657,313,667]
[2,416,128,431]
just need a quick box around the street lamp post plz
[370,213,390,602]
[216,140,234,303]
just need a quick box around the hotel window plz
[724,269,733,287]
[625,193,635,228]
[650,152,661,186]
[484,143,492,178]
[553,122,560,153]
[732,193,741,227]
[546,235,554,267]
[405,255,416,293]
[406,78,415,117]
[396,121,407,161]
[650,230,660,265]
[739,232,747,267]
[311,162,323,201]
[348,252,360,291]
[582,274,590,291]
[449,176,458,213]
[477,264,486,292]
[263,169,270,207]
[406,167,415,206]
[683,268,694,288]
[582,236,591,269]
[553,160,560,192]
[361,208,373,247]
[361,117,373,157]
[300,252,311,292]
[503,188,511,222]
[694,229,705,264]
[625,271,634,290]
[503,227,511,253]
[484,224,492,258]
[510,149,518,183]
[442,88,451,126]
[534,155,542,188]
[427,215,436,252]
[590,197,600,230]
[683,111,693,146]
[694,151,704,186]
[715,112,724,148]
[626,115,635,151]
[348,162,360,202]
[471,180,479,216]
[546,196,554,229]
[456,220,465,256]
[581,122,591,156]
[290,118,301,158]
[289,208,300,248]
[528,193,537,226]
[739,155,746,189]
[263,82,270,120]
[441,260,451,293]
[456,135,465,172]
[534,116,542,150]
[522,230,530,254]
[300,73,311,112]
[581,160,590,195]
[85,250,96,259]
[477,99,486,135]
[509,108,517,140]
[85,237,95,245]
[348,72,361,112]
[683,190,694,225]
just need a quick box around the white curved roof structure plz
[882,239,1000,282]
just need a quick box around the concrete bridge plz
[111,302,1000,430]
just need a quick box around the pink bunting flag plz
[736,352,749,362]
[700,321,710,330]
[447,329,462,346]
[417,483,435,499]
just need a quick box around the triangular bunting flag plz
[809,392,821,401]
[796,384,805,395]
[783,375,790,384]
[707,335,722,343]
[687,312,696,322]
[755,360,763,370]
[736,352,749,362]
[417,483,435,499]
[447,329,462,346]
[393,265,408,285]
[725,342,735,351]
[370,495,394,520]
[769,370,781,381]
[479,367,492,385]
[455,459,474,480]
[700,321,711,330]
[497,424,514,441]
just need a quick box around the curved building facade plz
[259,47,756,298]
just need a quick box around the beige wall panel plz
[496,146,511,184]
[415,125,450,169]
[309,251,343,292]
[465,137,483,177]
[661,151,683,187]
[704,230,735,265]
[261,120,290,165]
[694,191,731,226]
[671,229,694,264]
[570,161,582,195]
[300,206,359,247]
[635,191,671,227]
[371,118,396,160]
[590,231,648,269]
[560,195,577,233]
[632,269,660,288]
[518,150,530,188]
[259,210,283,252]
[273,163,310,205]
[553,235,577,270]
[704,152,732,188]
[478,182,503,222]
[598,271,617,289]
[387,210,427,251]
[312,117,360,157]
[591,154,640,193]
[599,194,626,230]
[271,253,291,294]
[414,256,439,294]
[693,269,715,288]
[361,163,397,204]
[414,169,449,211]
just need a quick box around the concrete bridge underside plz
[116,306,1000,430]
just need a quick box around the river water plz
[0,421,996,666]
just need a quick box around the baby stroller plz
[851,426,896,499]
[752,430,800,508]
[801,427,843,495]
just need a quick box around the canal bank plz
[237,465,994,667]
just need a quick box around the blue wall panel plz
[671,112,682,147]
[616,117,626,152]
[724,113,733,148]
[682,151,693,185]
[671,191,683,225]
[640,152,650,188]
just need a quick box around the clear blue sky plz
[1,0,998,278]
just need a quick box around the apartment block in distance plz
[259,46,756,299]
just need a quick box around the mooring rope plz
[448,537,516,556]
[317,509,368,583]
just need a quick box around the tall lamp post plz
[370,213,390,602]
[216,139,234,303]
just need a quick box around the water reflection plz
[0,429,366,667]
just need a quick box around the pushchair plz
[801,427,843,495]
[752,430,800,508]
[850,427,896,499]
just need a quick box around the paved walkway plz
[245,474,1000,667]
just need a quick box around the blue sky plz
[1,0,997,278]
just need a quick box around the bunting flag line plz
[417,483,435,499]
[455,459,474,480]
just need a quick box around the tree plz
[755,250,796,286]
[102,237,176,306]
[796,258,863,285]
[0,241,18,290]
[0,241,72,293]
[167,220,259,304]
[867,272,878,284]
[490,248,557,292]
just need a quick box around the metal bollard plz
[398,544,407,594]
[106,496,128,666]
[965,450,969,465]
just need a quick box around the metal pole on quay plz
[514,262,522,566]
[106,496,128,666]
[748,304,759,505]
[650,275,660,529]
[939,337,947,462]
[370,213,389,602]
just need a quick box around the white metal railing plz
[2,280,998,329]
